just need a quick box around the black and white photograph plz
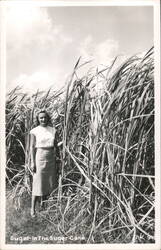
[0,0,160,249]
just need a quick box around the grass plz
[5,47,155,244]
[6,188,86,244]
[6,190,54,244]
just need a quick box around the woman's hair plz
[36,109,51,126]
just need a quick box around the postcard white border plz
[0,0,160,250]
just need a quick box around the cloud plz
[6,6,73,93]
[78,35,95,61]
[8,71,56,93]
[6,6,72,52]
[78,35,119,66]
[95,39,119,65]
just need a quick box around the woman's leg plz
[31,195,37,216]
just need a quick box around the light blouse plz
[30,125,56,148]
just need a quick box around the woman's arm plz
[54,130,62,175]
[54,130,60,159]
[30,134,36,173]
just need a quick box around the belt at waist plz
[36,147,54,150]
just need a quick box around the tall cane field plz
[6,47,155,243]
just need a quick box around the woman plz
[29,109,59,217]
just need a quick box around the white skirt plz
[32,148,58,196]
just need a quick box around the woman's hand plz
[30,162,36,174]
[30,134,36,174]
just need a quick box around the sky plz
[6,5,153,93]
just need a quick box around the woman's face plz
[38,112,48,127]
